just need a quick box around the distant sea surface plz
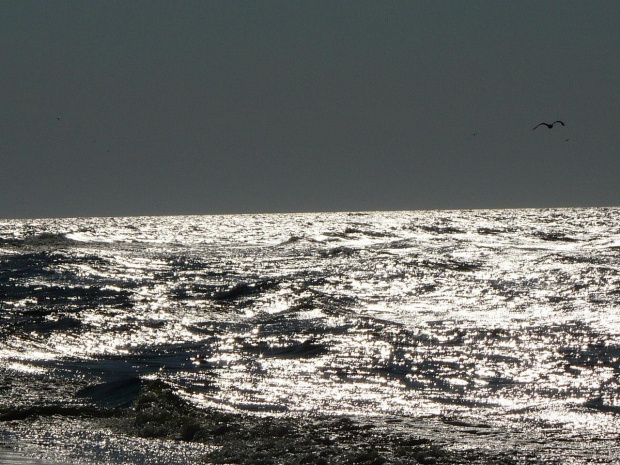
[1,208,620,464]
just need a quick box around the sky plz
[1,1,619,219]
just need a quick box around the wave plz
[1,281,132,310]
[320,227,396,242]
[533,231,580,242]
[10,233,78,249]
[0,375,601,464]
[416,258,481,272]
[210,280,280,301]
[116,380,481,463]
[583,397,620,414]
[0,405,119,422]
[319,246,358,257]
[343,227,395,238]
[77,377,143,409]
[277,235,305,246]
[417,225,465,235]
[476,226,513,235]
[172,279,282,303]
[240,338,329,359]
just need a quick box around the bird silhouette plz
[533,120,565,130]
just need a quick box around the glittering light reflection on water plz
[2,208,620,462]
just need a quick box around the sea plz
[1,208,620,464]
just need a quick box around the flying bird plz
[533,120,565,130]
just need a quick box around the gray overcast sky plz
[1,1,619,219]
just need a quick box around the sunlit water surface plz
[1,208,620,463]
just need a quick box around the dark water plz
[1,208,620,464]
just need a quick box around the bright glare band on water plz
[1,208,620,462]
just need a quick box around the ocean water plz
[1,208,620,464]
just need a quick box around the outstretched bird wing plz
[552,120,565,126]
[533,123,548,130]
